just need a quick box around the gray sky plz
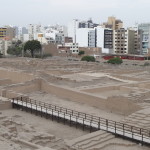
[1,0,150,27]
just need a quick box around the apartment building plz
[128,27,143,55]
[0,39,12,56]
[45,25,67,44]
[57,43,79,55]
[68,19,98,43]
[68,19,79,43]
[102,16,123,30]
[0,27,15,40]
[76,28,96,47]
[138,23,150,55]
[79,18,98,28]
[113,28,135,54]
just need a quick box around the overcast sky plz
[1,0,150,27]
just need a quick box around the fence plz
[11,97,150,145]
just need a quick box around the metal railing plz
[11,97,150,145]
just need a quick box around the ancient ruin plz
[0,57,150,150]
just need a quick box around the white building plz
[27,24,43,41]
[138,23,150,55]
[96,26,113,54]
[68,19,79,43]
[37,33,48,45]
[76,28,96,47]
[57,43,79,54]
[0,40,12,56]
[45,25,67,44]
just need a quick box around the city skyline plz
[1,0,150,27]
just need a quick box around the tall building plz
[28,24,42,40]
[113,28,136,54]
[0,39,12,56]
[138,23,150,55]
[76,28,96,47]
[68,19,79,43]
[0,27,15,40]
[68,19,98,43]
[128,27,143,55]
[79,18,98,28]
[96,26,113,53]
[76,26,113,53]
[45,25,67,44]
[102,16,123,30]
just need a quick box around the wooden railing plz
[11,97,150,145]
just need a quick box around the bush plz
[144,62,150,66]
[107,57,123,64]
[78,50,85,55]
[0,53,3,58]
[42,53,52,59]
[81,56,95,62]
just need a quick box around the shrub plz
[107,57,123,64]
[42,53,52,59]
[78,50,85,55]
[81,56,95,62]
[144,62,150,66]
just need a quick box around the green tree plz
[24,40,42,58]
[107,57,123,64]
[7,40,23,56]
[81,56,95,62]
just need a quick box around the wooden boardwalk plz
[11,97,150,145]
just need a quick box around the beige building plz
[102,16,123,30]
[113,27,143,55]
[129,27,143,55]
[113,28,135,54]
[0,27,15,40]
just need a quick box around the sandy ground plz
[1,109,88,140]
[26,91,124,121]
[0,58,150,149]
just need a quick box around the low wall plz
[0,69,35,83]
[106,96,141,115]
[82,86,119,93]
[112,75,145,82]
[3,79,41,94]
[41,80,106,108]
[0,78,140,115]
[82,86,131,93]
[0,79,12,86]
[0,97,12,110]
[41,80,140,115]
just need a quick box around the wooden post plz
[106,119,108,131]
[41,107,42,117]
[123,124,124,136]
[64,113,65,124]
[90,121,92,133]
[115,122,116,134]
[70,114,71,127]
[57,111,59,122]
[12,98,14,108]
[26,98,27,112]
[52,109,53,121]
[31,103,32,114]
[83,118,85,131]
[36,105,37,116]
[21,97,23,111]
[46,108,48,119]
[76,116,78,129]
